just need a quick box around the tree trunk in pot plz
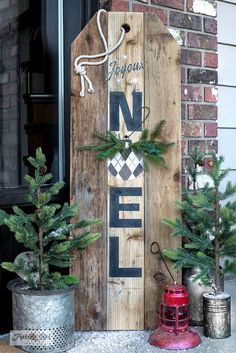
[203,292,231,339]
[183,267,224,326]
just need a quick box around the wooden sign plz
[71,11,181,330]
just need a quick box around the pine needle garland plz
[77,120,173,168]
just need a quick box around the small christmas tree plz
[162,152,236,294]
[0,148,101,290]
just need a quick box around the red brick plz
[181,67,185,83]
[188,139,218,154]
[0,96,10,108]
[100,0,110,10]
[182,85,203,101]
[204,123,217,137]
[204,18,217,34]
[132,4,167,25]
[187,32,217,51]
[188,69,217,84]
[206,140,218,154]
[170,11,202,31]
[186,0,193,11]
[181,103,186,119]
[204,52,218,68]
[204,157,214,171]
[188,104,217,120]
[112,0,129,11]
[10,44,18,56]
[182,175,188,188]
[182,157,194,174]
[6,32,18,45]
[182,140,188,155]
[182,121,203,137]
[151,0,184,10]
[181,49,201,66]
[10,70,17,82]
[0,72,9,84]
[2,82,17,95]
[10,95,17,107]
[10,18,19,31]
[204,87,218,102]
[0,0,10,10]
[0,24,9,36]
[2,45,11,58]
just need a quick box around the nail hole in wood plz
[121,24,130,33]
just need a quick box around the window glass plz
[0,0,58,187]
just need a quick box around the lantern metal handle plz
[150,241,176,284]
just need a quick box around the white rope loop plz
[74,9,126,97]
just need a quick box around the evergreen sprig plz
[77,120,173,168]
[1,148,101,290]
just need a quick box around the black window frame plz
[0,0,99,208]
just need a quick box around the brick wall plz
[0,0,20,187]
[101,0,218,183]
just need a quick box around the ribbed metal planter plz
[8,279,76,353]
[183,268,224,326]
[203,292,231,339]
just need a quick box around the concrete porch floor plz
[1,280,236,353]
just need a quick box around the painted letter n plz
[110,91,142,131]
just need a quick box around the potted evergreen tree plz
[162,148,223,326]
[0,148,101,352]
[162,152,236,338]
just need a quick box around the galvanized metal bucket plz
[183,267,224,326]
[8,279,77,353]
[203,292,231,339]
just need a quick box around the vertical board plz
[144,13,181,329]
[107,12,144,330]
[70,11,181,330]
[70,13,108,330]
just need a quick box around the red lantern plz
[149,283,201,350]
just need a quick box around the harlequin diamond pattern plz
[108,150,144,180]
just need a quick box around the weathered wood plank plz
[107,12,145,330]
[144,12,182,329]
[70,13,108,330]
[70,11,181,331]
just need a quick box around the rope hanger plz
[74,9,126,97]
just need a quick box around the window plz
[0,0,59,187]
[0,0,99,204]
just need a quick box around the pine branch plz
[162,218,213,251]
[77,121,173,169]
[75,218,102,229]
[223,259,236,275]
[71,232,101,250]
[221,183,236,201]
[150,120,166,139]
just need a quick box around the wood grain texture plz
[70,11,181,331]
[144,12,182,329]
[70,13,108,330]
[107,12,145,330]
